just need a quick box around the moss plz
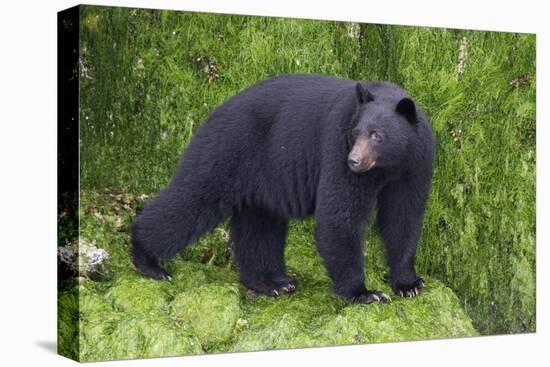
[57,288,79,360]
[316,279,478,344]
[66,190,479,360]
[80,314,203,361]
[108,316,202,361]
[107,273,171,315]
[78,285,119,361]
[71,283,203,362]
[166,257,239,292]
[230,284,343,351]
[231,277,477,352]
[170,284,242,348]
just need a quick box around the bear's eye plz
[370,131,382,144]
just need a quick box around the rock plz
[107,273,170,315]
[230,277,478,352]
[58,192,479,361]
[58,238,109,280]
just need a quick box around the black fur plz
[131,74,434,303]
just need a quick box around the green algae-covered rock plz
[78,286,121,361]
[58,287,79,360]
[226,283,343,352]
[107,273,171,315]
[75,284,203,362]
[167,258,239,292]
[231,277,478,352]
[61,191,480,362]
[58,284,120,362]
[313,278,479,345]
[108,316,202,361]
[170,284,242,348]
[61,260,477,361]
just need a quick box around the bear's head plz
[347,83,419,173]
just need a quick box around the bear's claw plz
[269,282,297,297]
[395,278,424,298]
[352,290,391,304]
[244,275,298,299]
[135,263,172,281]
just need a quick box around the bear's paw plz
[351,290,391,304]
[244,275,298,299]
[394,278,424,298]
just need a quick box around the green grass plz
[65,4,536,359]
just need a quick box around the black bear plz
[132,74,434,303]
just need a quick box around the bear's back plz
[184,75,353,217]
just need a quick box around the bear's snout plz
[347,154,362,168]
[348,136,377,173]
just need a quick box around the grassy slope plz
[58,191,477,361]
[72,5,535,355]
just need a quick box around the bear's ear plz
[396,97,418,124]
[355,83,374,104]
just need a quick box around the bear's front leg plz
[315,218,390,304]
[376,174,431,298]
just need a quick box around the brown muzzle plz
[348,136,377,173]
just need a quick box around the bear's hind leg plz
[230,207,297,296]
[131,240,172,280]
[131,186,229,280]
